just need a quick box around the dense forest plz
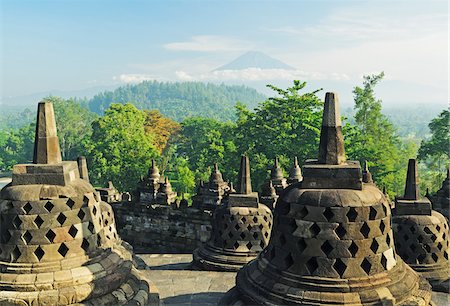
[88,81,266,121]
[0,77,448,201]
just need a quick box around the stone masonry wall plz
[113,203,213,253]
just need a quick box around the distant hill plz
[214,51,295,71]
[88,81,267,121]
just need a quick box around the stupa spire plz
[404,159,420,200]
[318,92,346,165]
[33,102,62,164]
[237,155,252,194]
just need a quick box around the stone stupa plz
[192,163,230,211]
[270,157,288,194]
[392,159,449,291]
[431,167,450,220]
[192,156,273,271]
[136,160,176,205]
[222,92,431,305]
[287,156,303,184]
[260,179,278,210]
[0,102,158,305]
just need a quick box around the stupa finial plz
[404,159,420,200]
[318,92,346,165]
[33,102,62,164]
[362,160,373,183]
[237,155,252,194]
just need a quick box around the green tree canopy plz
[349,72,416,195]
[418,110,449,161]
[177,117,237,182]
[418,109,449,192]
[234,80,323,188]
[86,103,158,191]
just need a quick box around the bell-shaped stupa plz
[260,179,278,210]
[392,159,449,291]
[192,156,273,271]
[222,92,431,305]
[432,167,450,220]
[0,102,158,305]
[287,156,303,184]
[270,157,287,193]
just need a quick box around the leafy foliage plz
[418,110,449,160]
[177,117,237,183]
[47,97,98,160]
[233,81,323,188]
[144,110,180,154]
[86,103,158,191]
[348,72,417,195]
[418,110,449,192]
[0,124,34,170]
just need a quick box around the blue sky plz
[0,0,448,106]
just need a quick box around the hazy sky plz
[0,0,448,105]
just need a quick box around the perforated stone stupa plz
[192,156,273,271]
[222,92,431,305]
[392,159,449,292]
[431,167,450,220]
[0,102,158,305]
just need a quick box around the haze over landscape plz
[1,0,447,108]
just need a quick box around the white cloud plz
[164,35,252,52]
[266,10,446,44]
[113,74,162,83]
[174,68,349,82]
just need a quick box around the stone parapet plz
[114,204,212,253]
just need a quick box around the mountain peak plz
[214,51,295,71]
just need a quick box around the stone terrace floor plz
[136,254,450,306]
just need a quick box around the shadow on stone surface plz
[163,292,224,305]
[150,262,196,270]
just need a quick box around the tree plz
[0,123,34,171]
[234,80,323,189]
[418,110,449,161]
[177,117,237,182]
[172,157,196,197]
[86,103,158,191]
[45,97,98,160]
[143,110,180,154]
[349,72,414,195]
[418,109,449,192]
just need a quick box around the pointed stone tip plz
[364,161,369,171]
[237,155,252,194]
[294,156,298,166]
[404,159,420,200]
[33,102,62,164]
[318,92,346,165]
[214,163,219,171]
[151,159,155,167]
[274,157,279,167]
